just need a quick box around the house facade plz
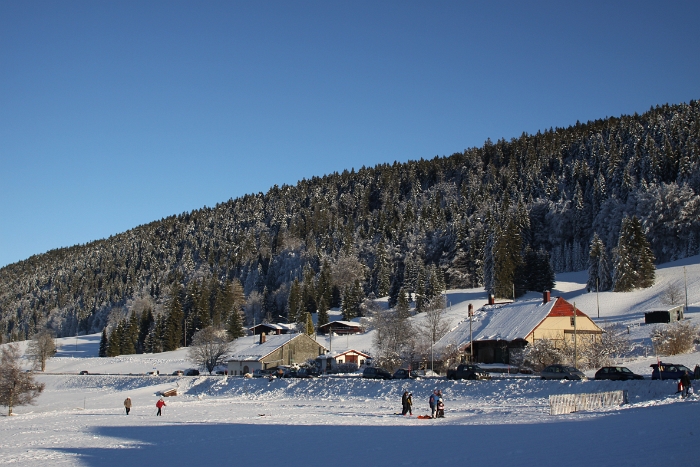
[436,292,603,365]
[227,333,327,376]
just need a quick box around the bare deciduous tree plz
[661,282,684,306]
[187,326,232,374]
[0,344,45,415]
[651,321,698,356]
[26,330,57,372]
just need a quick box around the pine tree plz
[588,233,612,291]
[613,216,656,291]
[287,278,302,324]
[317,306,329,327]
[98,328,108,357]
[304,312,315,336]
[226,305,245,340]
[164,286,184,351]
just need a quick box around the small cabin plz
[644,305,684,324]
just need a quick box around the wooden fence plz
[549,390,628,415]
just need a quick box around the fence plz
[549,390,628,415]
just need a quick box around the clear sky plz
[1,1,699,268]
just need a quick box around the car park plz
[362,367,392,380]
[594,366,644,381]
[650,363,695,380]
[540,364,587,380]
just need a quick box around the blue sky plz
[1,1,699,268]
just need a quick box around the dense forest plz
[1,101,699,345]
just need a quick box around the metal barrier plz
[549,390,628,415]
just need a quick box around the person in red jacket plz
[156,397,166,416]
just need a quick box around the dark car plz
[446,364,492,381]
[79,370,89,375]
[172,370,184,376]
[184,369,200,376]
[362,367,392,380]
[540,364,587,381]
[392,369,416,379]
[594,366,644,381]
[650,363,695,380]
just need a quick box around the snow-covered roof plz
[249,322,296,331]
[435,298,557,351]
[227,333,320,362]
[319,320,363,328]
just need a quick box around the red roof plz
[547,297,590,318]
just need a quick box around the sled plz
[417,415,432,419]
[160,388,178,397]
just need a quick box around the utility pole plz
[469,303,474,363]
[596,277,600,319]
[684,266,689,314]
[573,301,578,369]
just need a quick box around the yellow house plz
[436,292,603,364]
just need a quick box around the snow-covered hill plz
[2,257,700,467]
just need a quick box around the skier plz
[156,397,166,416]
[124,397,132,415]
[436,390,445,418]
[429,389,438,418]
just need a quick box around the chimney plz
[543,291,551,304]
[260,332,266,344]
[488,294,495,305]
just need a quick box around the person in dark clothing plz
[429,389,438,418]
[406,393,413,416]
[401,391,409,415]
[681,371,692,397]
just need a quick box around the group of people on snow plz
[123,396,167,415]
[400,389,444,418]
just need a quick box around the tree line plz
[1,101,699,342]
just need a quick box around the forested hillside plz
[2,101,700,343]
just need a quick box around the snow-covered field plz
[3,256,700,466]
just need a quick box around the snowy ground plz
[3,256,700,466]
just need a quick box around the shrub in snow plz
[520,338,563,371]
[651,321,699,356]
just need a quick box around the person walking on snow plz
[406,393,413,416]
[401,391,409,415]
[436,390,445,418]
[429,389,438,418]
[156,397,166,416]
[124,397,132,415]
[681,371,692,398]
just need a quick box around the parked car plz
[650,363,695,380]
[392,369,416,379]
[540,364,587,380]
[146,370,160,376]
[78,370,89,375]
[594,366,644,381]
[295,367,319,378]
[172,370,184,376]
[446,364,491,381]
[362,367,392,380]
[184,369,200,376]
[252,369,275,378]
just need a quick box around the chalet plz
[435,291,603,364]
[226,333,327,376]
[316,349,371,372]
[317,320,364,335]
[249,322,296,336]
